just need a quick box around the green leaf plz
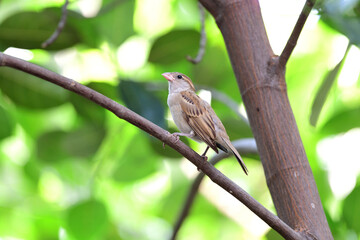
[37,125,106,162]
[63,124,106,158]
[0,68,68,109]
[320,107,360,136]
[32,207,62,240]
[0,8,81,50]
[309,43,350,126]
[148,29,200,64]
[0,105,15,140]
[91,0,135,46]
[160,181,190,221]
[37,130,68,162]
[322,16,360,46]
[54,160,91,185]
[70,82,116,124]
[66,12,99,48]
[113,132,159,182]
[193,46,234,88]
[343,185,360,233]
[87,82,118,101]
[66,199,109,240]
[221,117,253,140]
[119,80,166,129]
[70,93,106,125]
[265,229,283,240]
[320,1,360,46]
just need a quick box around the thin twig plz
[171,139,257,240]
[42,0,69,48]
[187,2,207,64]
[0,52,303,240]
[278,0,316,68]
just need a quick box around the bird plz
[162,72,248,175]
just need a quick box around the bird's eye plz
[177,75,182,79]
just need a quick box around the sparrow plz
[162,72,248,175]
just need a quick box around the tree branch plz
[0,52,302,240]
[278,0,316,68]
[199,0,332,238]
[42,0,69,48]
[171,138,257,240]
[187,2,207,64]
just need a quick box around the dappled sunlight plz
[0,0,359,239]
[76,0,101,18]
[116,36,150,73]
[200,161,271,238]
[1,127,29,166]
[197,89,212,104]
[317,128,360,198]
[260,0,315,54]
[338,45,360,88]
[38,170,64,203]
[4,47,33,61]
[134,0,174,37]
[54,47,117,83]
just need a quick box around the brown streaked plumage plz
[162,72,248,175]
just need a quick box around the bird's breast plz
[167,93,202,143]
[167,94,191,132]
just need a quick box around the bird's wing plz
[221,137,248,175]
[179,91,218,153]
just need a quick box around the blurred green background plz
[0,0,359,239]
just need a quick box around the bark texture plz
[200,0,333,239]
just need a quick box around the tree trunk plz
[200,0,333,239]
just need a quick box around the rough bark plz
[200,0,333,239]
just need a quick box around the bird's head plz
[162,72,195,93]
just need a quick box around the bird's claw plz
[163,133,180,149]
[172,133,180,143]
[197,155,208,171]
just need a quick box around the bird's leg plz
[201,146,210,161]
[196,146,210,171]
[172,131,195,143]
[163,131,195,148]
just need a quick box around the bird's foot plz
[200,146,210,161]
[201,155,208,161]
[163,132,181,148]
[172,133,181,143]
[172,131,195,141]
[197,154,208,172]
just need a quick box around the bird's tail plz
[222,137,248,175]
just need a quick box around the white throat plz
[168,81,193,93]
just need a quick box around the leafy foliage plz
[148,29,200,64]
[0,104,15,139]
[320,0,360,46]
[65,199,109,240]
[0,8,81,50]
[119,80,166,129]
[0,67,68,109]
[0,0,359,239]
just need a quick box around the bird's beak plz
[162,72,174,82]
